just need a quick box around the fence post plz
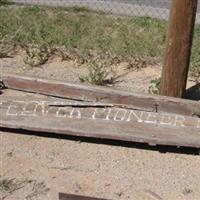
[160,0,198,98]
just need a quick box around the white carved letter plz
[144,113,158,124]
[126,110,143,122]
[160,114,174,126]
[173,115,186,127]
[69,108,81,119]
[197,119,200,129]
[21,102,38,116]
[114,109,127,121]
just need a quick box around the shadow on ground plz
[185,83,200,101]
[1,127,199,156]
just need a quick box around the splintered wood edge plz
[59,193,111,200]
[1,73,200,116]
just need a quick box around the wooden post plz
[160,0,198,97]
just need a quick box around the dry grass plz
[0,5,199,75]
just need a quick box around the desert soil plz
[0,52,200,200]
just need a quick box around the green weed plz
[24,45,51,67]
[0,0,10,6]
[0,44,7,58]
[149,77,161,94]
[0,178,24,198]
[80,60,108,85]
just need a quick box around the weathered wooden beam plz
[160,0,198,97]
[1,74,200,116]
[1,97,200,148]
[59,193,111,200]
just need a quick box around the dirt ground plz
[1,53,200,200]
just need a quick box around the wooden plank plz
[160,0,198,97]
[59,193,111,200]
[1,74,200,116]
[1,97,200,148]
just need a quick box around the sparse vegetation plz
[0,178,24,198]
[190,25,200,81]
[0,38,12,58]
[23,45,51,67]
[0,177,49,199]
[0,5,199,79]
[0,0,10,6]
[79,60,109,86]
[182,188,193,195]
[0,6,166,64]
[0,44,7,58]
[149,77,161,94]
[25,181,49,199]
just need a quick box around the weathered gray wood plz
[59,193,111,200]
[1,97,200,148]
[1,74,200,116]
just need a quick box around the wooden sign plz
[1,96,200,148]
[2,73,200,116]
[59,193,111,200]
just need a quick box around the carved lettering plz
[126,110,143,122]
[105,108,112,120]
[160,114,174,126]
[6,101,26,116]
[92,108,112,120]
[37,101,56,116]
[92,108,98,119]
[21,102,38,116]
[173,115,186,127]
[56,107,71,118]
[197,119,200,128]
[3,100,200,129]
[114,109,127,121]
[144,113,159,124]
[69,108,81,119]
[6,104,18,116]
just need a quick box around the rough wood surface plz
[160,0,198,97]
[1,97,200,148]
[1,74,200,116]
[59,193,111,200]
